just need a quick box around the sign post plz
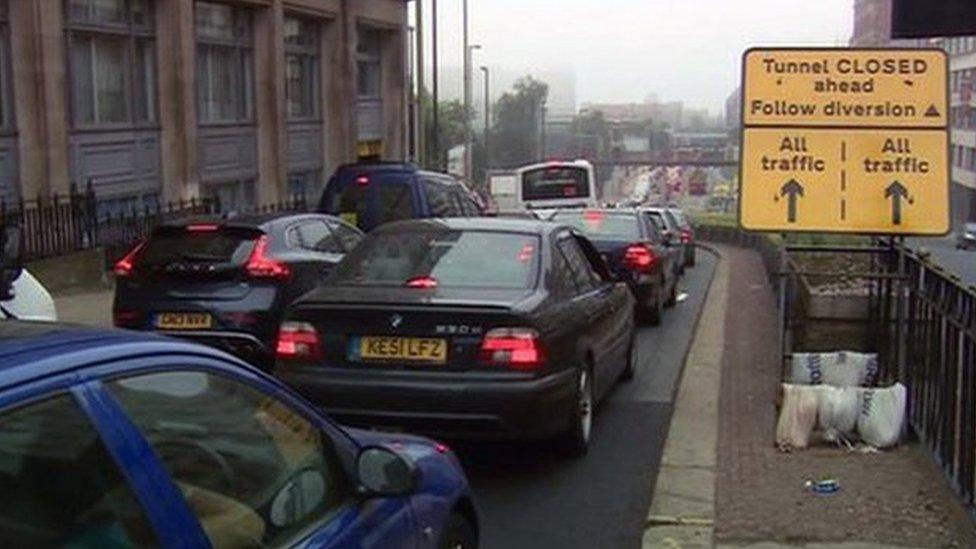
[739,48,949,235]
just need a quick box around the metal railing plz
[896,244,976,514]
[1,183,308,263]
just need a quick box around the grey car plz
[956,223,976,250]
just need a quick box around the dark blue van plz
[318,163,483,232]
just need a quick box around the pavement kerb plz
[642,243,727,549]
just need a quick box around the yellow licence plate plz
[156,312,212,330]
[359,337,447,364]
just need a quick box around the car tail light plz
[479,327,545,371]
[680,229,693,244]
[113,241,145,278]
[405,275,438,289]
[624,243,657,273]
[276,321,323,361]
[246,235,291,280]
[113,309,143,327]
[356,175,370,186]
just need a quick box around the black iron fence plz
[894,243,976,515]
[698,222,976,518]
[2,184,308,263]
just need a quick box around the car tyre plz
[559,365,594,457]
[647,285,664,326]
[665,279,678,308]
[438,512,477,549]
[620,334,637,382]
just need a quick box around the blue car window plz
[106,371,352,548]
[0,393,157,547]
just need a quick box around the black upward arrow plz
[780,179,804,223]
[885,180,909,225]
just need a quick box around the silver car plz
[956,223,976,250]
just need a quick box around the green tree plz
[419,89,474,170]
[490,76,549,167]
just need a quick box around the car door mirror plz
[269,468,328,528]
[0,224,23,300]
[356,446,418,497]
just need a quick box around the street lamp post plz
[464,43,481,180]
[481,65,490,172]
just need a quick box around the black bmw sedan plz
[275,218,636,455]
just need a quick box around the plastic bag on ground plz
[789,351,878,387]
[857,383,907,449]
[776,384,821,450]
[817,386,862,442]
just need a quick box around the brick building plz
[0,0,408,214]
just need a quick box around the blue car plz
[319,162,483,232]
[0,322,478,548]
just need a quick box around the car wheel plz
[620,334,637,382]
[560,365,594,457]
[647,285,664,326]
[665,279,678,308]
[439,512,477,549]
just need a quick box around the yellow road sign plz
[739,47,949,235]
[741,128,949,234]
[743,49,948,128]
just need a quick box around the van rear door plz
[320,172,419,231]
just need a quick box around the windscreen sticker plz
[340,212,358,226]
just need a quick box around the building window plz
[357,28,382,99]
[285,16,320,119]
[66,0,156,128]
[195,1,253,123]
[288,169,321,202]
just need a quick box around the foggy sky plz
[419,0,853,115]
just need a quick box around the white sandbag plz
[788,351,878,387]
[817,386,862,442]
[857,383,907,449]
[776,384,821,450]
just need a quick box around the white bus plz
[515,160,598,212]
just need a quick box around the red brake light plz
[276,321,323,361]
[517,244,535,262]
[479,327,545,371]
[680,229,693,244]
[405,275,438,289]
[583,210,605,221]
[356,175,370,186]
[246,236,291,280]
[114,241,145,278]
[624,243,656,273]
[187,223,220,233]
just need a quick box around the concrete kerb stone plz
[643,243,728,548]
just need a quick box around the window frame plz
[292,218,344,254]
[99,364,360,547]
[64,0,158,130]
[284,14,321,121]
[195,1,254,125]
[356,27,382,100]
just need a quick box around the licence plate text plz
[358,337,447,364]
[156,312,212,330]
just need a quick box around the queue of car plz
[0,161,697,548]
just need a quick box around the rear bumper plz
[275,365,578,439]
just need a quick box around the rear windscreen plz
[551,211,641,241]
[521,167,589,201]
[329,230,539,289]
[321,180,416,229]
[139,230,258,270]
